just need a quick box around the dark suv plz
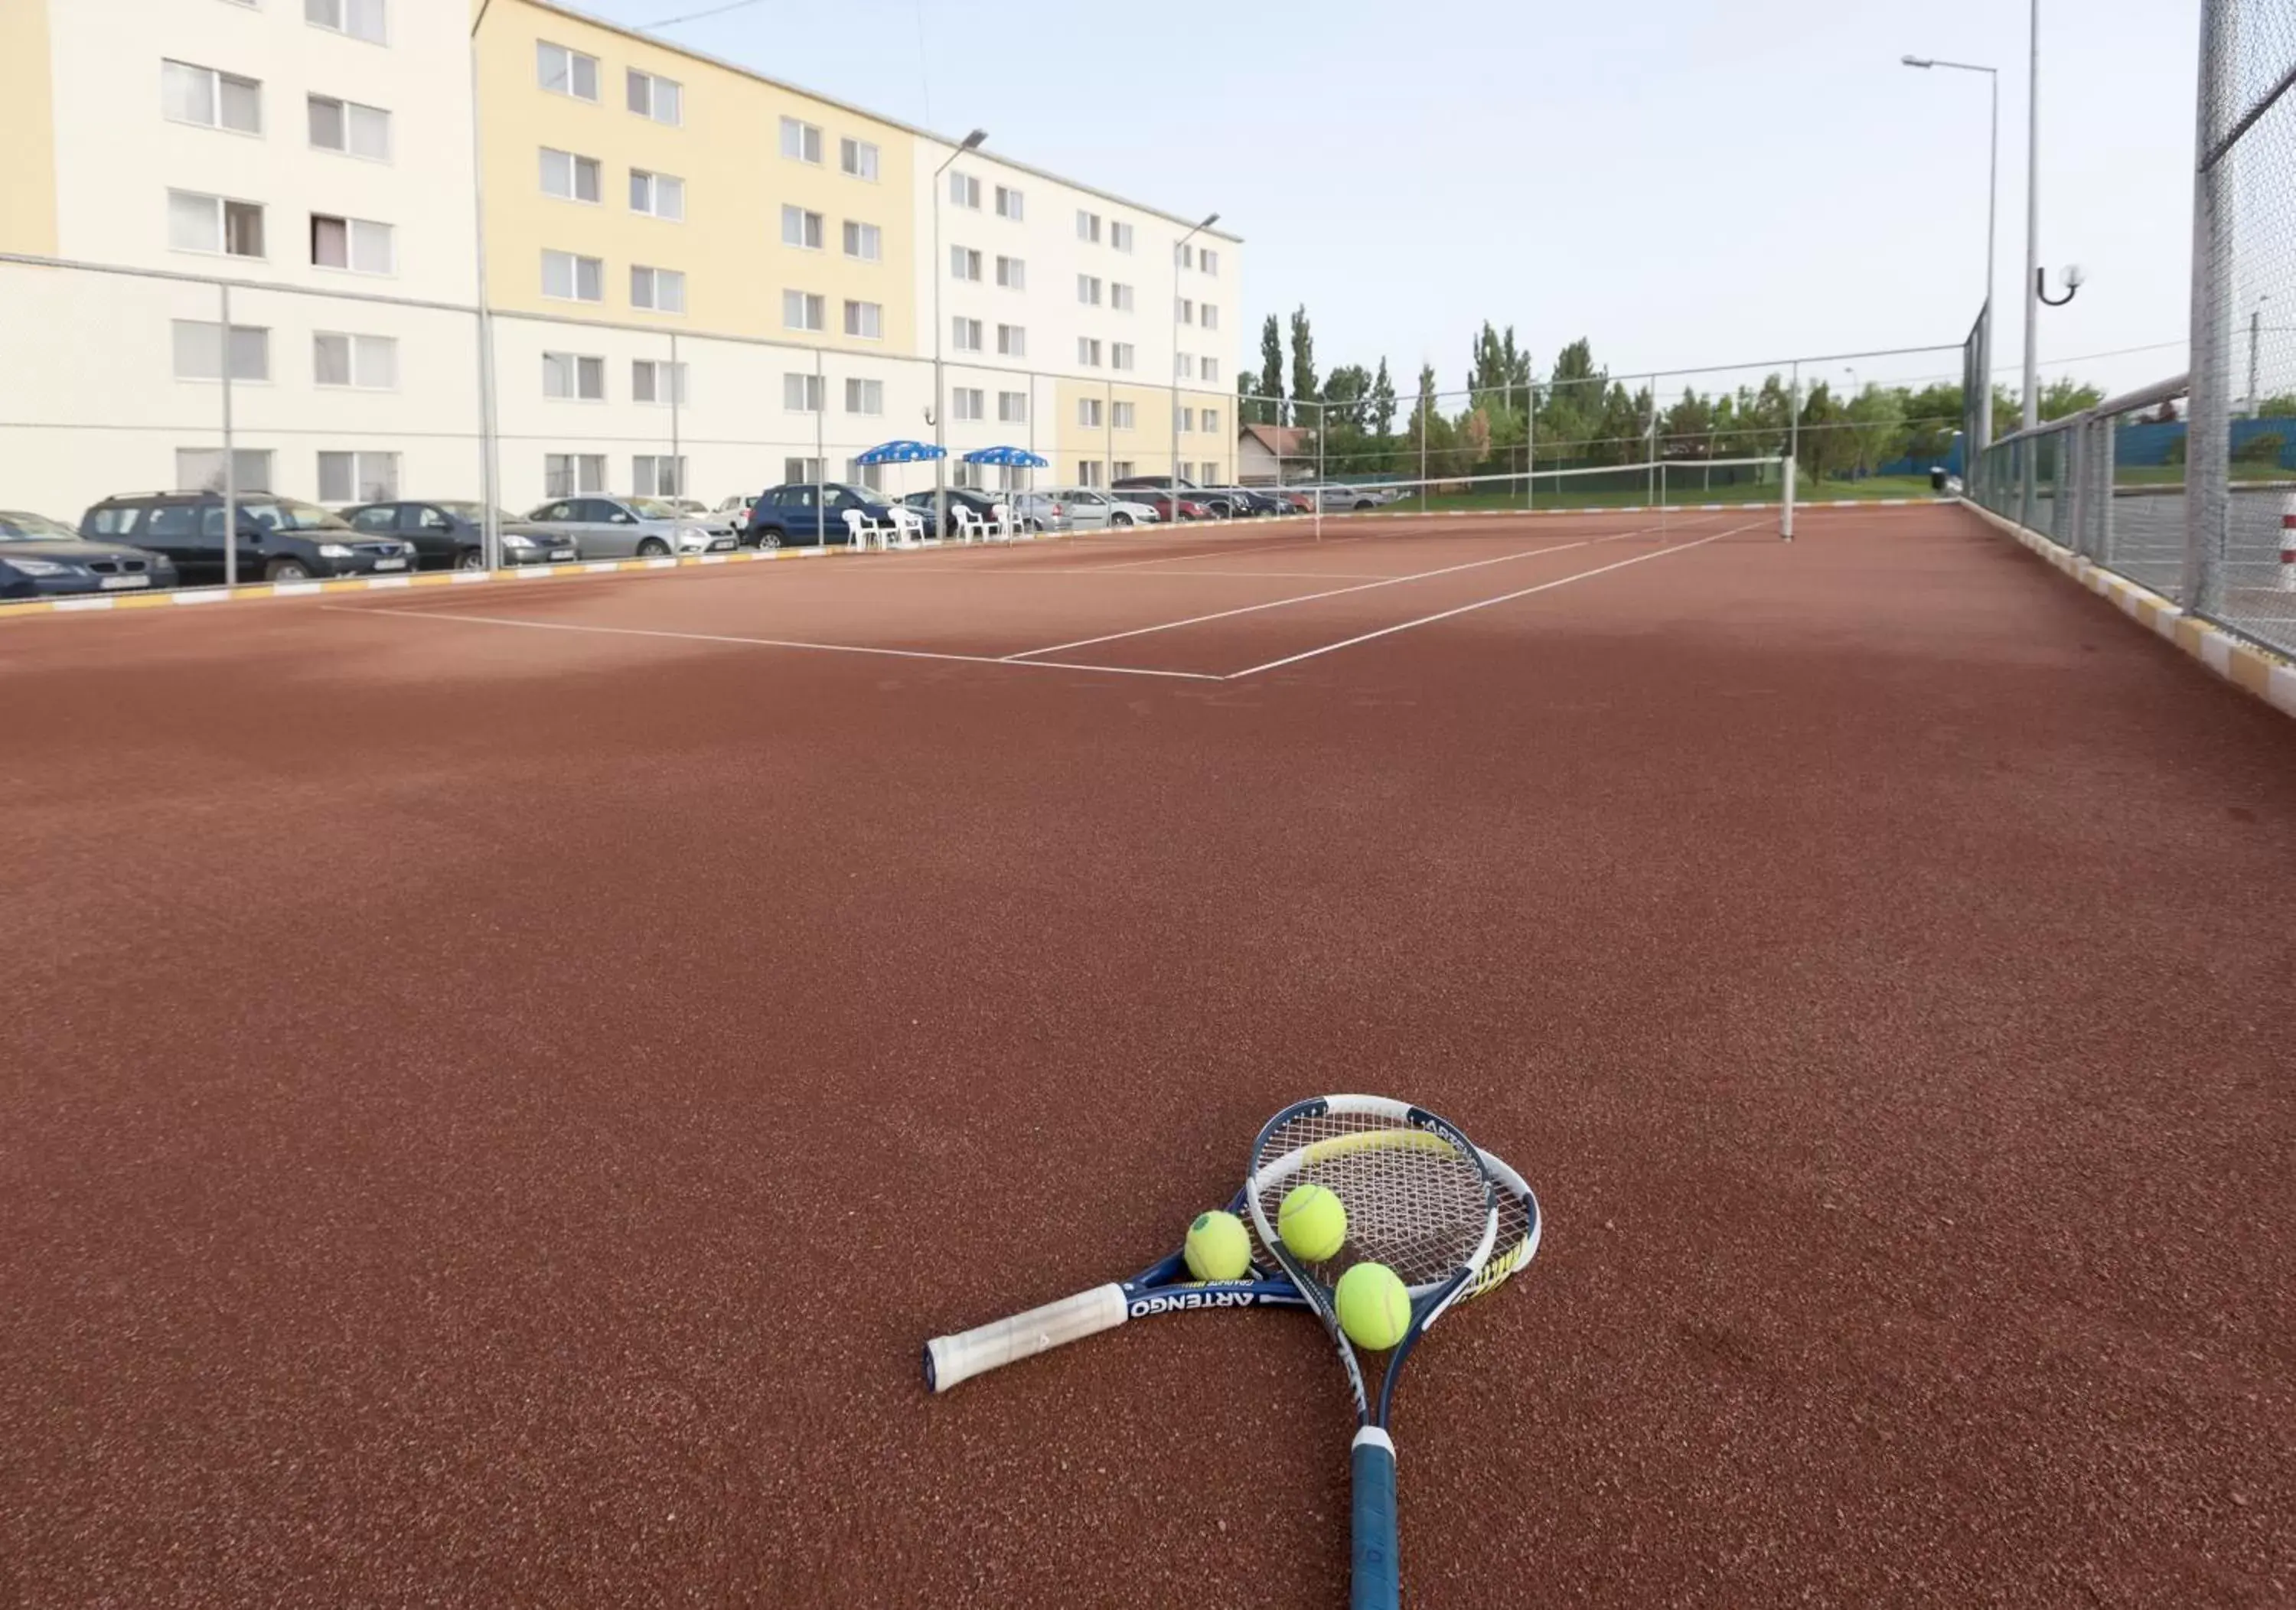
[80,492,415,586]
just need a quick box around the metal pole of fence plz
[220,281,237,589]
[2185,0,2232,609]
[1782,451,1797,541]
[1526,377,1536,511]
[1418,399,1428,515]
[1787,359,1801,489]
[1646,373,1658,504]
[2021,0,2043,432]
[670,331,681,500]
[813,346,823,548]
[468,1,501,571]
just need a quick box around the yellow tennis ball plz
[1183,1210,1252,1281]
[1278,1183,1349,1263]
[1335,1261,1412,1351]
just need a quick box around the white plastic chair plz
[989,501,1013,540]
[842,507,891,551]
[886,506,926,545]
[952,506,983,544]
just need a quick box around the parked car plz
[715,494,760,526]
[520,496,737,559]
[1112,474,1200,493]
[1049,488,1161,530]
[1287,484,1384,511]
[342,500,579,570]
[1189,486,1283,518]
[743,482,901,548]
[79,491,414,585]
[0,508,179,599]
[1124,491,1214,523]
[1009,490,1073,533]
[898,487,1032,536]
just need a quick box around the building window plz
[783,373,824,412]
[846,459,885,491]
[1111,343,1135,372]
[1077,274,1102,306]
[951,462,980,490]
[633,455,687,496]
[998,390,1028,423]
[1111,282,1133,313]
[1176,406,1197,431]
[542,352,606,400]
[317,450,398,504]
[163,61,262,134]
[1202,408,1221,434]
[1078,459,1104,487]
[627,69,681,125]
[951,246,982,282]
[544,453,608,497]
[168,191,265,259]
[1175,241,1194,269]
[952,388,985,422]
[994,184,1023,220]
[171,320,269,382]
[1112,401,1135,430]
[783,290,825,331]
[1176,297,1194,324]
[540,148,601,202]
[543,249,604,302]
[313,332,397,389]
[1201,304,1219,331]
[996,324,1026,357]
[843,299,882,339]
[1175,353,1195,380]
[843,220,881,261]
[1200,461,1221,483]
[951,317,983,352]
[1078,337,1102,367]
[1078,398,1103,429]
[631,171,685,221]
[631,265,686,312]
[177,448,272,494]
[306,0,386,44]
[781,205,823,249]
[777,458,820,485]
[632,360,687,405]
[1202,358,1220,384]
[311,213,393,274]
[995,256,1026,290]
[1076,209,1101,243]
[949,171,980,209]
[1112,461,1136,481]
[537,41,598,100]
[840,137,879,180]
[845,377,885,415]
[1113,221,1137,253]
[780,117,823,163]
[308,95,390,159]
[1202,248,1220,275]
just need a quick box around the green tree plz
[1368,359,1398,440]
[1288,305,1319,416]
[2038,377,2105,421]
[1257,315,1285,425]
[1661,387,1715,458]
[1797,383,1849,480]
[1237,373,1267,427]
[1900,381,1966,460]
[1844,386,1910,477]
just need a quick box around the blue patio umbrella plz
[853,438,947,464]
[960,446,1049,468]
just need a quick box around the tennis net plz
[1248,455,1799,536]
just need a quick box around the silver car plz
[520,495,739,558]
[1049,488,1162,530]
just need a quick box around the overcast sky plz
[572,0,2200,402]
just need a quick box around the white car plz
[1289,484,1385,512]
[1050,488,1161,529]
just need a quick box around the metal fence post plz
[220,282,237,589]
[669,331,682,499]
[2184,0,2233,612]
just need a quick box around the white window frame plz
[544,453,609,497]
[626,69,682,127]
[840,136,879,181]
[994,184,1024,220]
[1078,337,1102,367]
[305,0,387,45]
[1202,357,1221,384]
[782,204,824,249]
[845,377,885,416]
[1201,304,1219,331]
[783,456,825,485]
[997,390,1028,424]
[782,289,825,331]
[632,454,688,497]
[952,388,985,422]
[843,299,882,340]
[843,220,882,261]
[1202,408,1221,435]
[1111,342,1135,372]
[163,60,263,135]
[1077,398,1102,429]
[168,191,266,259]
[631,264,687,314]
[631,170,686,222]
[995,255,1026,290]
[536,41,598,101]
[542,249,605,303]
[308,94,391,161]
[951,317,983,353]
[1112,401,1135,430]
[539,147,601,204]
[951,246,982,282]
[1078,274,1102,307]
[996,324,1026,358]
[316,449,399,504]
[783,373,824,413]
[631,359,687,406]
[780,116,823,164]
[1202,248,1220,276]
[542,351,606,402]
[177,448,273,495]
[1078,459,1105,488]
[313,331,398,390]
[1111,220,1134,253]
[309,212,394,275]
[1111,282,1134,313]
[171,319,270,383]
[1076,209,1101,243]
[949,171,981,209]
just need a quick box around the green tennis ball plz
[1335,1261,1412,1351]
[1183,1210,1252,1282]
[1278,1183,1349,1263]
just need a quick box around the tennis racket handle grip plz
[1349,1428,1401,1610]
[923,1283,1128,1393]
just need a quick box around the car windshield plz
[242,499,349,532]
[436,502,523,525]
[625,498,682,520]
[0,511,80,541]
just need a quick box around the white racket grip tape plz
[924,1283,1130,1393]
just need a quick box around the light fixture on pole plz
[1171,212,1219,503]
[931,129,987,538]
[1901,52,1999,459]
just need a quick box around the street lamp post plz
[1171,213,1219,504]
[1901,53,1999,459]
[2024,0,2041,431]
[470,0,503,570]
[932,129,988,539]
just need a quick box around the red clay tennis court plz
[4,504,2292,1605]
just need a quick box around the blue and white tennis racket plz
[1247,1095,1500,1610]
[923,1144,1538,1395]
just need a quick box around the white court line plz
[319,605,1225,681]
[893,566,1400,581]
[1225,521,1757,680]
[1004,530,1638,660]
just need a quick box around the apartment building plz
[0,0,1240,520]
